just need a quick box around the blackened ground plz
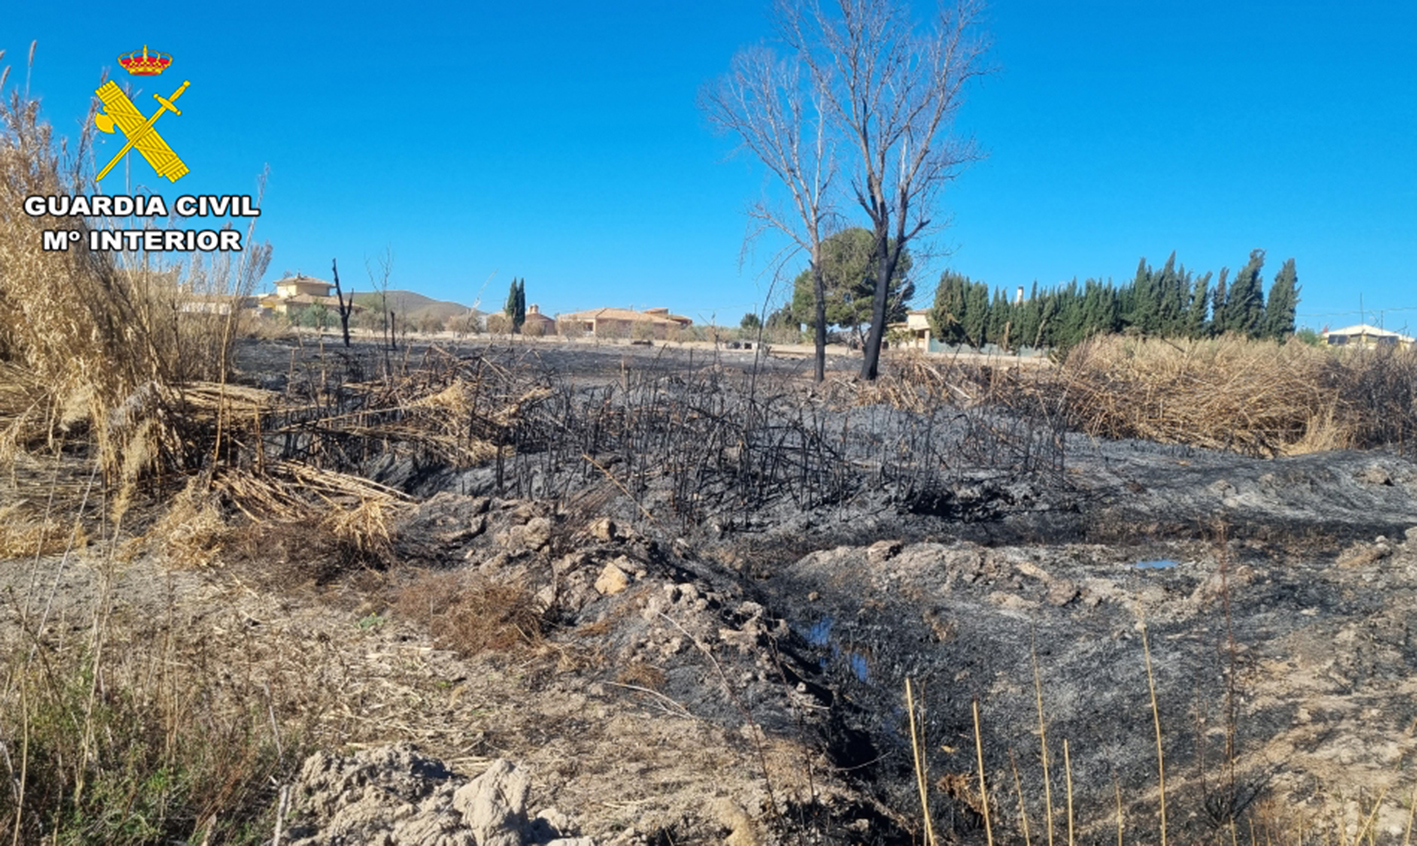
[237,336,1417,843]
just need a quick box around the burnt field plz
[7,333,1417,846]
[213,338,1417,840]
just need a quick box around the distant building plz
[888,308,933,351]
[276,275,333,298]
[522,303,556,335]
[178,294,261,315]
[558,306,693,340]
[259,274,358,318]
[1321,324,1414,349]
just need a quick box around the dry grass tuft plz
[0,503,84,559]
[396,570,547,657]
[143,477,230,568]
[617,661,668,690]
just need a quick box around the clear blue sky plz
[7,1,1415,332]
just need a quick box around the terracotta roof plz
[560,307,692,326]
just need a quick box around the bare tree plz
[702,42,837,383]
[781,0,989,379]
[367,248,396,352]
[330,257,355,348]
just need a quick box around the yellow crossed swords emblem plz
[94,79,190,182]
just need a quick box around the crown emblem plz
[118,45,172,76]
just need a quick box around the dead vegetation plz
[881,335,1417,458]
[396,570,546,656]
[1047,335,1417,456]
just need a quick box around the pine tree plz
[1263,259,1299,340]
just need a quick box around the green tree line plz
[929,249,1299,352]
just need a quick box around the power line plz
[1297,306,1417,318]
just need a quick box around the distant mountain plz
[351,290,481,322]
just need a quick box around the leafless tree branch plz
[776,0,991,379]
[701,41,840,382]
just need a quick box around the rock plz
[523,516,553,551]
[1337,540,1392,568]
[1045,579,1079,606]
[737,600,765,620]
[867,539,904,563]
[553,552,589,576]
[589,517,618,542]
[452,759,531,846]
[1359,464,1394,486]
[287,743,471,846]
[594,562,630,595]
[436,514,487,545]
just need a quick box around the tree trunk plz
[813,261,827,383]
[859,225,899,381]
[331,258,353,348]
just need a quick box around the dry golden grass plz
[1052,335,1345,456]
[0,503,84,559]
[880,334,1417,458]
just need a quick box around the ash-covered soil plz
[9,337,1417,845]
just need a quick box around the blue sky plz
[7,1,1415,332]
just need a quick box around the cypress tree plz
[1228,250,1267,337]
[986,288,1008,348]
[1016,282,1040,351]
[1081,279,1106,338]
[514,279,527,331]
[1211,268,1230,337]
[1055,279,1085,348]
[1264,259,1299,340]
[504,278,519,329]
[1156,253,1187,335]
[1185,271,1211,339]
[963,281,990,347]
[930,271,970,345]
[1126,258,1156,333]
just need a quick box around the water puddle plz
[801,616,870,681]
[1134,559,1179,570]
